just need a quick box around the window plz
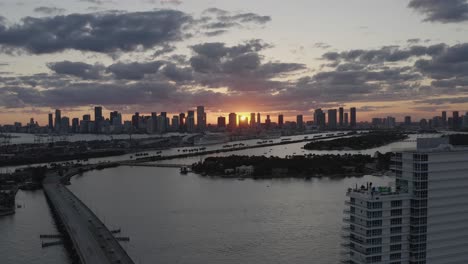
[367,202,382,209]
[413,172,428,181]
[366,256,382,263]
[390,236,402,243]
[367,247,382,254]
[391,218,403,225]
[414,182,428,190]
[413,154,428,161]
[391,209,402,216]
[390,244,402,251]
[390,227,402,234]
[366,229,382,237]
[413,163,428,171]
[390,253,401,260]
[366,238,382,245]
[411,200,427,207]
[367,211,382,218]
[391,200,402,207]
[367,220,382,227]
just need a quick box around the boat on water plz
[194,133,229,146]
[180,166,189,174]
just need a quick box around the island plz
[303,131,408,150]
[191,153,392,179]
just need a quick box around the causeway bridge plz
[43,172,135,264]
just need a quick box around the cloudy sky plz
[1,0,468,124]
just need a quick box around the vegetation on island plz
[303,132,408,150]
[192,153,392,179]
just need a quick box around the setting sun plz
[240,115,246,121]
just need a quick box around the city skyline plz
[4,104,468,135]
[0,1,468,124]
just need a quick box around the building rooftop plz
[347,183,408,199]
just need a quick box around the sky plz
[1,0,468,124]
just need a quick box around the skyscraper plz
[54,109,61,132]
[314,108,325,128]
[250,113,256,127]
[453,111,460,130]
[171,116,180,131]
[344,113,349,126]
[132,112,139,129]
[94,106,103,133]
[328,109,337,129]
[110,111,118,123]
[278,114,284,128]
[342,136,468,264]
[197,106,206,131]
[350,107,357,128]
[339,107,344,127]
[71,118,79,133]
[442,111,447,127]
[265,115,271,128]
[239,116,249,128]
[404,116,411,126]
[228,113,237,130]
[217,116,226,128]
[296,115,304,130]
[48,113,53,130]
[257,113,261,125]
[179,113,186,129]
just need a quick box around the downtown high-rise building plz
[328,109,337,129]
[441,111,447,128]
[228,113,237,130]
[54,109,61,131]
[48,113,53,130]
[197,106,206,131]
[250,113,256,127]
[350,107,357,128]
[452,111,459,130]
[94,106,103,133]
[342,136,468,264]
[339,107,344,127]
[278,114,284,128]
[217,116,226,128]
[314,108,326,128]
[297,115,304,130]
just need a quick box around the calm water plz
[67,167,392,264]
[0,190,70,264]
[0,135,433,263]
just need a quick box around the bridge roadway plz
[43,173,135,264]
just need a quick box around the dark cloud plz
[201,8,271,31]
[161,63,193,82]
[47,61,105,80]
[107,61,165,80]
[0,10,191,55]
[152,44,176,57]
[415,43,468,79]
[322,44,446,64]
[415,97,468,105]
[408,0,468,23]
[204,30,227,37]
[33,6,66,15]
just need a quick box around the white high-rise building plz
[342,136,468,264]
